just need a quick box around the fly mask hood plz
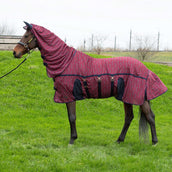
[29,23,75,78]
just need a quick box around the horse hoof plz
[116,139,123,144]
[68,143,74,147]
[152,142,158,147]
[152,140,158,146]
[116,140,121,144]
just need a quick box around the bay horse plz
[13,22,167,145]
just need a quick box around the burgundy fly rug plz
[31,24,167,105]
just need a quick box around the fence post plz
[157,32,160,51]
[114,35,116,51]
[129,29,132,51]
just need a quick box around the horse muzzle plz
[13,50,23,58]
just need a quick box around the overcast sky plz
[1,0,172,50]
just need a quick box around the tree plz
[89,34,107,55]
[134,35,156,61]
[93,34,107,55]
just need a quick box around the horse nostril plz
[13,51,17,57]
[13,51,16,56]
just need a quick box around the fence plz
[0,35,22,50]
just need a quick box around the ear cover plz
[23,21,32,30]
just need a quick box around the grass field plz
[100,51,172,62]
[0,51,172,171]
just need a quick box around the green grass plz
[0,51,172,171]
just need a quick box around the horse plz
[13,22,167,145]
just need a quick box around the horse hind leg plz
[117,103,134,143]
[140,101,158,145]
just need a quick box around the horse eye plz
[24,35,28,38]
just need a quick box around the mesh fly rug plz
[31,24,167,105]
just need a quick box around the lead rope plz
[0,50,34,79]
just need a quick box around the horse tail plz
[139,104,149,143]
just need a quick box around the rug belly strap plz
[111,77,114,97]
[116,77,125,101]
[98,77,101,98]
[83,79,90,98]
[73,79,83,100]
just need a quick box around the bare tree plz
[93,34,107,54]
[0,23,16,35]
[88,34,107,54]
[134,35,156,61]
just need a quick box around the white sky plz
[1,0,172,50]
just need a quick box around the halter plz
[17,36,35,53]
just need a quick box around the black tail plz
[139,107,149,143]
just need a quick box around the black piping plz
[55,73,147,80]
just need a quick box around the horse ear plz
[23,21,32,30]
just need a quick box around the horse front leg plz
[117,103,134,143]
[66,101,77,145]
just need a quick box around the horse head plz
[13,22,37,58]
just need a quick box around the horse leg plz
[117,103,134,143]
[140,101,158,145]
[66,101,77,144]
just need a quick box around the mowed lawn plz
[0,51,172,172]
